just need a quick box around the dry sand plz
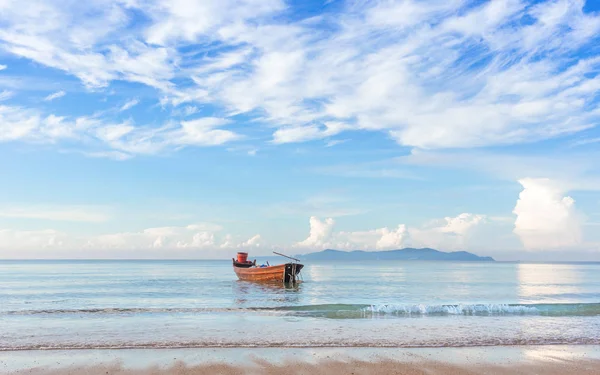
[6,358,600,375]
[2,346,600,375]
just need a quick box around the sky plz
[0,0,599,261]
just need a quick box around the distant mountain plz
[296,248,494,261]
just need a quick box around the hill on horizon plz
[295,248,495,261]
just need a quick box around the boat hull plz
[233,262,304,283]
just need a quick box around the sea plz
[1,259,599,350]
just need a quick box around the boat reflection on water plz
[232,279,303,307]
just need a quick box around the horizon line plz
[1,258,599,263]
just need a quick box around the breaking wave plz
[3,302,600,318]
[365,303,539,315]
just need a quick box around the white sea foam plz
[365,303,540,315]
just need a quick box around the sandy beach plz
[6,359,600,375]
[2,346,600,375]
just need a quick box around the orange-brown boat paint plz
[233,262,304,283]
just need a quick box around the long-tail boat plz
[232,251,304,283]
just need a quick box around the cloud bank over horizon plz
[1,177,597,260]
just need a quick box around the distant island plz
[296,248,494,261]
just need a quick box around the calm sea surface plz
[1,260,599,349]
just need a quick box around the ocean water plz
[1,260,599,350]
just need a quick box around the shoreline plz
[2,345,600,374]
[2,341,600,351]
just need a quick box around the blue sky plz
[1,0,599,260]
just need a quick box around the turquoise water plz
[1,260,599,349]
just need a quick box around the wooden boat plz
[232,252,304,283]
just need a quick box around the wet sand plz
[6,358,600,375]
[2,346,600,375]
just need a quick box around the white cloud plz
[94,121,135,142]
[0,64,6,70]
[441,213,486,236]
[120,98,139,111]
[571,137,600,147]
[218,233,264,250]
[175,118,240,146]
[144,0,284,46]
[43,90,65,101]
[0,221,271,257]
[0,104,240,158]
[83,222,223,250]
[0,205,110,223]
[0,205,591,257]
[0,228,67,251]
[376,225,409,249]
[220,234,235,249]
[241,234,261,248]
[1,0,598,152]
[82,151,133,161]
[0,105,78,142]
[178,106,200,117]
[0,1,175,89]
[0,0,282,93]
[192,0,600,148]
[272,122,350,144]
[296,216,335,248]
[325,139,348,147]
[295,213,484,251]
[0,90,13,101]
[272,125,324,144]
[409,213,487,250]
[337,224,410,250]
[513,178,583,250]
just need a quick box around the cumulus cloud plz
[441,213,487,236]
[296,216,335,248]
[0,64,6,70]
[513,178,583,250]
[219,233,263,250]
[410,213,487,250]
[337,224,410,250]
[241,234,261,248]
[376,225,409,249]
[43,91,66,101]
[295,214,483,251]
[219,234,235,249]
[1,200,587,258]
